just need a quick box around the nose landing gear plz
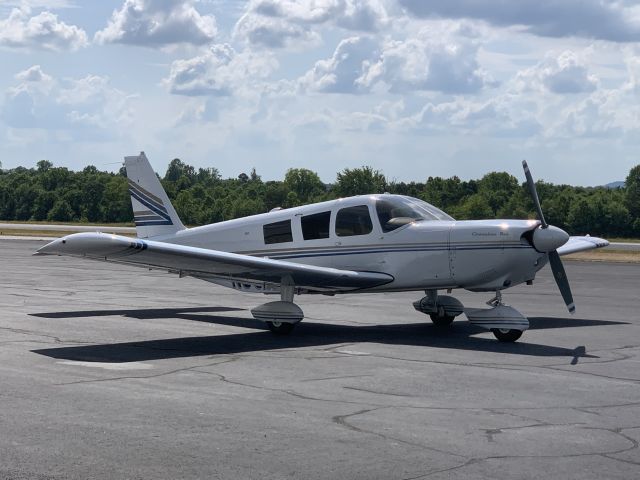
[466,291,529,342]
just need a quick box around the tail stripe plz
[124,152,185,238]
[133,209,173,226]
[128,182,169,215]
[135,220,173,226]
[129,188,172,222]
[127,179,164,206]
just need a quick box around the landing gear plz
[414,290,464,327]
[429,313,455,327]
[266,321,295,335]
[465,291,529,343]
[251,278,303,335]
[491,328,523,342]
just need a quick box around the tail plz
[124,152,186,238]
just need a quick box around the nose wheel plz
[491,328,523,342]
[266,321,296,335]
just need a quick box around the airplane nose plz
[531,225,570,252]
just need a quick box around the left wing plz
[36,232,393,292]
[557,235,609,256]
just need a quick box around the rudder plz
[124,152,186,238]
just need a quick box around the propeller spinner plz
[522,160,575,314]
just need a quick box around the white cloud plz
[2,65,133,138]
[0,7,87,51]
[15,64,53,84]
[299,24,494,95]
[95,0,217,47]
[235,0,388,48]
[514,50,598,94]
[300,36,377,93]
[403,95,541,138]
[164,44,278,96]
[557,91,623,138]
[233,14,317,49]
[358,26,493,94]
[398,0,640,42]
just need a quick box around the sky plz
[1,0,639,186]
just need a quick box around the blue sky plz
[1,0,639,185]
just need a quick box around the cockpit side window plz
[376,196,454,232]
[376,199,418,232]
[335,205,373,237]
[263,219,293,244]
[301,211,331,240]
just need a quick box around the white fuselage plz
[154,194,547,294]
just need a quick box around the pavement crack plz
[192,369,386,406]
[55,357,238,386]
[0,326,88,345]
[332,407,467,459]
[402,459,478,479]
[301,374,374,382]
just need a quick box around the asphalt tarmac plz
[1,238,639,479]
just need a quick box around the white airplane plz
[37,153,609,342]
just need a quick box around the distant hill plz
[604,181,625,189]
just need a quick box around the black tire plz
[491,328,523,342]
[429,314,455,328]
[267,321,295,335]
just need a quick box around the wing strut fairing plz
[36,232,394,292]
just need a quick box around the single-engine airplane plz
[37,153,609,342]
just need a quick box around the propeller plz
[522,160,575,314]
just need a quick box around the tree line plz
[0,158,639,237]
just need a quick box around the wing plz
[36,232,393,292]
[557,235,609,256]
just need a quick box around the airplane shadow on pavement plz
[29,307,628,364]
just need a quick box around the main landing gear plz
[250,279,303,335]
[413,290,464,328]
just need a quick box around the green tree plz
[164,158,196,192]
[421,176,466,210]
[477,172,519,216]
[625,164,640,220]
[284,168,325,203]
[334,166,386,197]
[453,194,494,219]
[37,160,52,172]
[48,199,74,222]
[102,177,131,222]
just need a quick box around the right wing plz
[557,235,609,256]
[36,232,393,292]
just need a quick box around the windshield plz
[375,196,454,232]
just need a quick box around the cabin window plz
[376,196,454,232]
[301,211,331,240]
[335,205,373,237]
[263,219,293,244]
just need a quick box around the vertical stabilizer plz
[124,152,186,238]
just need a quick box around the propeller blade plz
[522,160,548,228]
[548,250,575,314]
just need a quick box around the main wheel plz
[429,314,455,328]
[266,321,295,335]
[491,328,523,342]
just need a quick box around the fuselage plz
[155,194,547,294]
